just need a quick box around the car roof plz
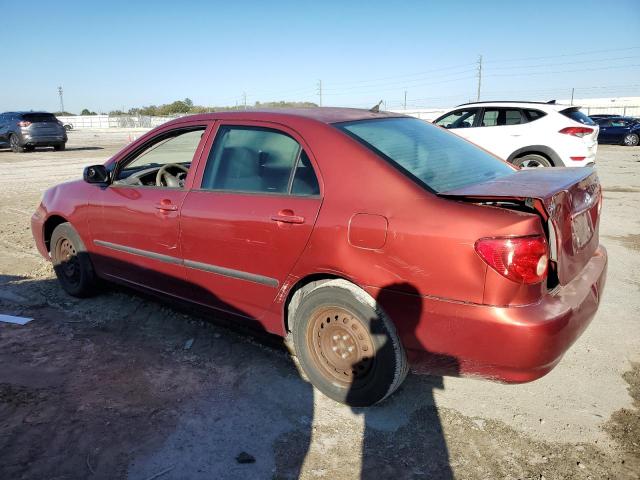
[1,111,54,115]
[165,107,406,126]
[454,101,571,111]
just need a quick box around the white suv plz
[433,101,599,167]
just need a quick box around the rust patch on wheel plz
[55,237,80,286]
[306,306,375,387]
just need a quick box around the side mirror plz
[83,165,109,184]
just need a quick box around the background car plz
[433,101,599,167]
[0,111,67,152]
[594,116,640,146]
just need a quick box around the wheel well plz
[283,273,343,334]
[514,151,555,166]
[43,215,68,252]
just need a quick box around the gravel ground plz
[0,130,638,479]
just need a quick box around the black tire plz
[512,153,553,168]
[291,279,408,407]
[623,133,639,147]
[50,222,97,297]
[54,143,66,151]
[24,145,35,152]
[9,134,25,153]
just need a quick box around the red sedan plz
[31,108,607,406]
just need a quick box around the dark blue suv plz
[595,116,640,146]
[0,111,67,152]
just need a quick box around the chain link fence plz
[54,114,187,129]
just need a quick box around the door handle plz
[155,201,178,211]
[271,209,305,224]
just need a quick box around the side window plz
[291,151,320,196]
[524,109,546,122]
[481,109,499,127]
[119,128,205,175]
[504,109,525,125]
[113,127,205,187]
[481,108,525,127]
[611,119,626,127]
[434,109,478,129]
[201,126,304,194]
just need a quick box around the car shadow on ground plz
[0,147,104,153]
[0,272,455,479]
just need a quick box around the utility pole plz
[317,80,323,107]
[57,86,64,113]
[404,90,407,110]
[570,87,575,106]
[242,91,247,110]
[476,55,482,102]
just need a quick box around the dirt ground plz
[0,130,639,480]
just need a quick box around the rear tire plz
[50,222,97,297]
[291,279,408,406]
[512,153,552,168]
[24,145,35,152]
[9,134,25,153]
[54,143,66,151]
[623,133,639,147]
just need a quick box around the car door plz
[470,108,529,159]
[179,121,322,331]
[605,118,632,144]
[88,122,212,298]
[596,119,614,143]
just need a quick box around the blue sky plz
[1,0,639,113]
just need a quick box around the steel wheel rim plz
[55,237,80,285]
[306,306,375,387]
[521,159,542,168]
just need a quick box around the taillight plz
[559,126,594,138]
[570,156,586,161]
[475,236,549,284]
[17,121,31,127]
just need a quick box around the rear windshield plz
[21,113,58,123]
[336,117,515,192]
[560,108,595,126]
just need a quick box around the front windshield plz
[336,117,515,192]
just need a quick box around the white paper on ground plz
[0,314,33,325]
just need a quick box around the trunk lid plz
[440,167,601,286]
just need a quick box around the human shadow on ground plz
[347,282,459,480]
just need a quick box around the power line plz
[486,63,640,77]
[484,45,640,64]
[324,62,475,87]
[486,55,640,71]
[322,67,476,92]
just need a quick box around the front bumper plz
[374,245,608,383]
[31,206,50,259]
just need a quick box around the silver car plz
[0,111,67,152]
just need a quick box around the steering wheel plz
[155,163,189,187]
